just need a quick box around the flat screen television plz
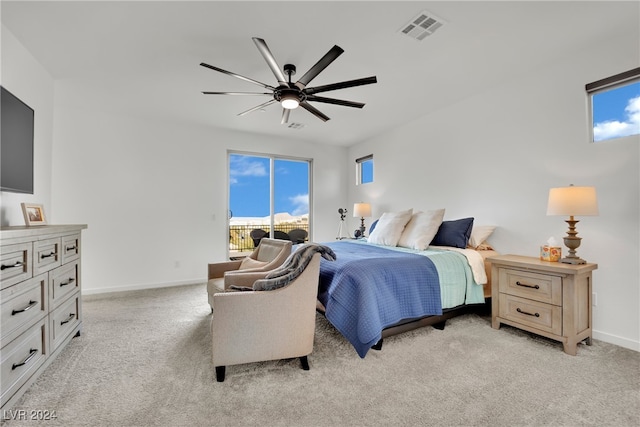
[1,86,35,194]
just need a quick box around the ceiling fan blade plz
[299,101,330,122]
[306,95,365,109]
[200,62,275,90]
[202,92,272,96]
[237,99,277,117]
[304,76,377,95]
[295,45,344,90]
[252,38,288,85]
[281,108,291,125]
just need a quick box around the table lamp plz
[546,185,598,264]
[353,202,371,237]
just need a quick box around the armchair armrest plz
[208,260,243,279]
[223,270,271,290]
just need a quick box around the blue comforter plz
[318,241,442,358]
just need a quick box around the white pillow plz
[398,209,445,250]
[367,208,413,246]
[468,225,496,249]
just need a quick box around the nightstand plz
[488,254,597,355]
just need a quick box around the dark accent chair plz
[288,228,308,244]
[250,228,267,247]
[273,230,291,241]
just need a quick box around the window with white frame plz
[356,154,373,185]
[586,67,640,143]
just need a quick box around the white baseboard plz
[81,279,205,296]
[593,329,640,352]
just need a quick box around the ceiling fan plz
[200,37,377,124]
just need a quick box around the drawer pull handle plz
[1,261,23,270]
[12,300,38,315]
[517,307,540,317]
[12,349,38,370]
[65,245,77,252]
[60,278,75,287]
[60,313,76,325]
[40,252,57,259]
[516,281,540,290]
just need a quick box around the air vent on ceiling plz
[287,123,305,130]
[399,11,446,41]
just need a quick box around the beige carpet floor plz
[3,283,639,427]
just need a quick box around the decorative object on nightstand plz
[336,208,350,240]
[353,202,371,238]
[546,184,598,264]
[489,254,597,356]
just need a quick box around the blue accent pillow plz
[369,219,379,235]
[430,217,474,249]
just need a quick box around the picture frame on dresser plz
[20,203,47,226]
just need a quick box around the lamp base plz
[560,256,587,265]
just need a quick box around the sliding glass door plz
[228,152,311,257]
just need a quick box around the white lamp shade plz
[547,186,599,216]
[353,203,372,218]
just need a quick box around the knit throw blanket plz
[231,243,337,291]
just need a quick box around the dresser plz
[1,224,87,411]
[489,254,597,355]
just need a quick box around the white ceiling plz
[2,1,638,146]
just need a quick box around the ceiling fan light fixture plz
[280,93,300,109]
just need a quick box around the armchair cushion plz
[239,257,268,270]
[255,239,291,262]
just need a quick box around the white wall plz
[2,22,348,295]
[0,25,54,225]
[49,98,347,294]
[348,31,639,351]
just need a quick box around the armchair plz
[207,238,292,310]
[211,252,322,382]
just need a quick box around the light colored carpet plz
[4,283,639,427]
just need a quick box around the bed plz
[316,209,498,358]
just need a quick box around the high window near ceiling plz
[228,152,311,257]
[586,67,640,143]
[356,154,373,185]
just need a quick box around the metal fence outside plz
[229,223,309,257]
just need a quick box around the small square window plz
[586,68,640,143]
[356,155,373,185]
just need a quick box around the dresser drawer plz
[0,318,48,408]
[499,294,562,336]
[1,243,33,290]
[61,233,80,264]
[0,274,48,346]
[49,294,81,351]
[49,261,79,308]
[498,268,562,305]
[33,238,61,275]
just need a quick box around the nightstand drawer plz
[498,268,562,305]
[499,294,562,336]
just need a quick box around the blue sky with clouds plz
[229,154,309,218]
[593,81,640,141]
